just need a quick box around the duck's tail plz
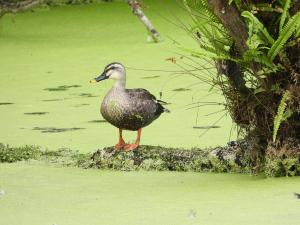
[157,99,169,105]
[156,101,170,115]
[156,100,170,113]
[163,108,170,113]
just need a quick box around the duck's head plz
[90,62,126,84]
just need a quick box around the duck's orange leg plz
[115,128,126,150]
[124,128,142,151]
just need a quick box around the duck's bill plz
[90,72,108,83]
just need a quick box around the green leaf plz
[273,90,291,142]
[279,0,291,33]
[268,12,300,61]
[228,0,241,9]
[254,87,266,94]
[242,11,275,45]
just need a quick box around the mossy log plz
[86,142,252,173]
[86,142,300,176]
[1,142,299,176]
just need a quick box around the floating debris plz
[33,127,85,133]
[74,104,90,107]
[172,88,191,92]
[78,93,97,98]
[187,209,197,219]
[142,75,160,79]
[0,102,14,105]
[0,190,5,197]
[88,120,107,123]
[24,112,49,115]
[42,98,63,102]
[44,85,81,91]
[193,125,221,129]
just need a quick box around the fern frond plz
[243,48,275,69]
[228,0,241,10]
[273,90,290,142]
[279,0,291,33]
[183,0,232,59]
[268,12,300,61]
[242,11,274,45]
[180,47,232,61]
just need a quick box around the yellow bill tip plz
[89,79,97,83]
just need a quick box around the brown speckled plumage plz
[101,87,166,130]
[91,62,169,136]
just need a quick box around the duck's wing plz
[127,88,156,101]
[126,88,170,114]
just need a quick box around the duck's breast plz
[100,88,163,130]
[100,88,128,128]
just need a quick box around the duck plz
[90,62,169,151]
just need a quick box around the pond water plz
[0,0,233,152]
[0,3,299,225]
[0,163,299,225]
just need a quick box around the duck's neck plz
[113,78,126,89]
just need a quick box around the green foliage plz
[242,11,274,46]
[279,0,291,33]
[265,157,300,177]
[183,0,232,61]
[88,145,251,173]
[0,143,90,166]
[268,12,300,61]
[272,90,291,142]
[228,0,241,10]
[0,143,41,163]
[41,148,90,166]
[241,11,277,71]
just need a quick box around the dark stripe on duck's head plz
[105,62,125,72]
[90,62,125,83]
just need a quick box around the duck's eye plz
[107,66,116,71]
[105,66,116,75]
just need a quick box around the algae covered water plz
[0,1,233,152]
[0,2,299,225]
[0,163,299,225]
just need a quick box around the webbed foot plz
[123,143,139,152]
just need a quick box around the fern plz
[228,0,241,10]
[180,46,232,60]
[279,0,291,33]
[273,90,290,142]
[183,0,232,60]
[243,48,275,69]
[268,12,300,61]
[242,11,274,45]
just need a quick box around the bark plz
[217,53,249,95]
[208,0,248,54]
[207,0,251,95]
[290,1,300,16]
[127,0,161,42]
[0,0,44,17]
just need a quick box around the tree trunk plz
[206,0,300,167]
[127,0,161,42]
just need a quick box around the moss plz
[0,143,41,163]
[1,142,299,176]
[0,143,90,166]
[88,144,252,173]
[265,157,300,177]
[139,159,167,171]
